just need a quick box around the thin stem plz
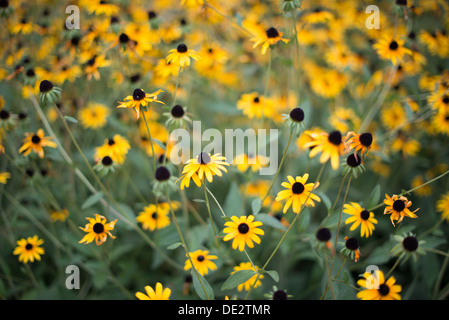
[141,107,157,176]
[206,186,227,218]
[203,1,254,37]
[385,256,402,278]
[425,248,449,258]
[434,249,449,299]
[203,182,219,247]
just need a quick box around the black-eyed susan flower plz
[94,155,119,177]
[304,130,346,170]
[0,0,13,17]
[163,104,191,129]
[315,227,332,250]
[38,80,61,105]
[231,262,264,292]
[81,0,120,16]
[281,107,305,135]
[343,202,377,238]
[234,153,269,173]
[184,249,218,276]
[251,27,289,55]
[0,171,10,184]
[264,286,293,300]
[342,153,365,178]
[79,214,117,245]
[345,132,373,158]
[136,203,171,231]
[0,109,17,130]
[373,34,412,65]
[178,152,229,189]
[153,165,178,196]
[50,208,69,222]
[19,129,57,158]
[13,235,45,264]
[236,92,275,119]
[166,43,200,69]
[391,233,426,262]
[78,102,110,129]
[356,269,402,300]
[135,282,171,300]
[436,192,449,222]
[94,134,130,165]
[275,174,321,214]
[223,215,264,251]
[117,88,164,119]
[341,236,361,262]
[83,54,111,81]
[383,194,419,226]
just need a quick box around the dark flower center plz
[360,210,370,220]
[238,223,250,234]
[289,107,305,122]
[266,27,279,38]
[403,236,419,252]
[328,130,342,146]
[359,133,373,147]
[346,154,362,167]
[0,0,9,8]
[442,95,449,104]
[93,223,104,234]
[392,199,406,212]
[119,33,129,43]
[26,68,35,77]
[0,110,10,120]
[177,44,188,53]
[291,182,305,194]
[378,284,390,296]
[151,212,158,219]
[316,227,331,242]
[147,10,157,19]
[31,135,41,144]
[273,290,288,300]
[25,243,33,250]
[198,152,211,164]
[197,255,205,262]
[171,105,185,118]
[253,97,260,103]
[155,166,171,181]
[102,156,113,166]
[389,40,399,50]
[396,0,407,5]
[133,88,146,101]
[345,237,359,250]
[39,80,54,93]
[108,138,115,146]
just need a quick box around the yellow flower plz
[223,215,264,251]
[356,270,402,300]
[117,88,164,119]
[436,192,449,222]
[79,214,117,245]
[0,171,10,184]
[78,102,110,129]
[95,134,130,165]
[13,236,45,264]
[231,262,264,292]
[136,204,170,231]
[166,43,200,69]
[383,194,419,226]
[373,34,412,65]
[236,92,275,119]
[275,174,321,214]
[18,129,57,158]
[234,153,269,173]
[50,208,69,222]
[81,0,120,16]
[345,132,373,159]
[250,27,289,55]
[135,282,171,300]
[303,130,346,170]
[181,0,204,8]
[178,152,229,189]
[184,249,218,276]
[343,202,377,238]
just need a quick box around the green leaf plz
[366,184,381,209]
[192,199,206,203]
[224,182,243,216]
[262,270,279,283]
[192,271,214,300]
[166,242,183,250]
[81,192,104,209]
[221,270,256,291]
[64,116,78,124]
[251,198,262,215]
[255,213,287,230]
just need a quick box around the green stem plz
[385,255,402,278]
[141,107,157,176]
[206,186,227,218]
[203,182,219,247]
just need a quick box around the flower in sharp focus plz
[18,129,57,158]
[117,88,164,119]
[342,153,365,178]
[178,152,229,189]
[275,174,321,214]
[343,202,377,238]
[223,215,264,251]
[231,262,264,292]
[436,191,449,222]
[251,27,289,55]
[345,132,373,159]
[166,43,200,69]
[383,194,419,226]
[184,249,218,276]
[135,282,171,300]
[13,235,45,264]
[356,269,402,300]
[304,130,346,170]
[79,214,117,245]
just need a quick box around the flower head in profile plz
[223,215,264,251]
[303,130,346,170]
[356,269,402,300]
[178,152,229,189]
[13,235,45,264]
[19,129,57,158]
[341,236,361,262]
[343,202,377,238]
[383,194,419,226]
[184,249,218,276]
[251,27,289,55]
[231,262,264,292]
[275,174,321,214]
[79,214,117,245]
[166,43,200,69]
[38,80,61,105]
[135,282,171,300]
[117,88,164,119]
